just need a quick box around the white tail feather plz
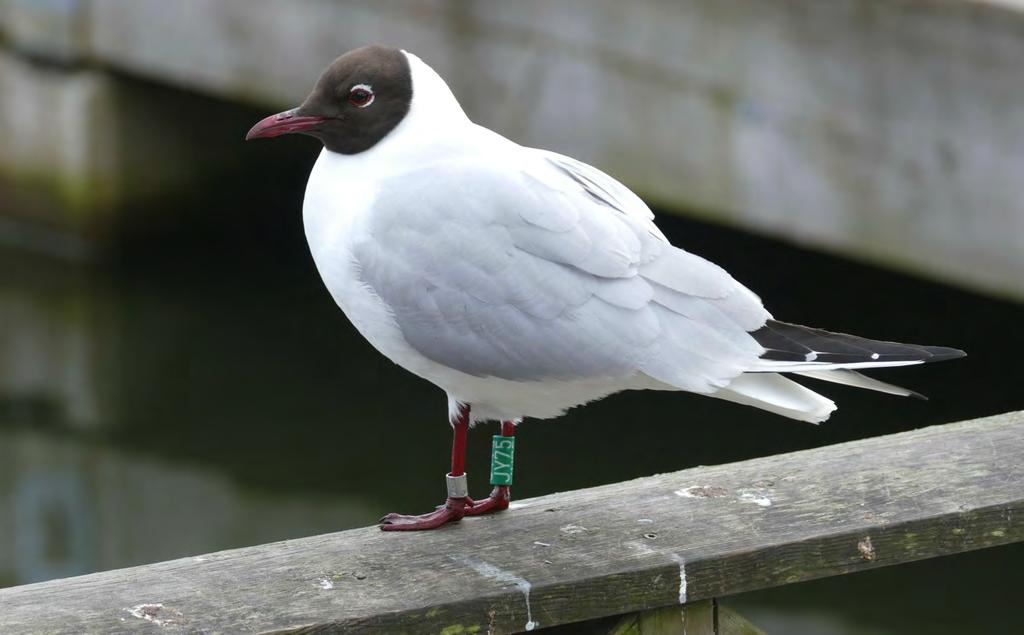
[752,359,923,373]
[713,373,836,424]
[794,369,922,398]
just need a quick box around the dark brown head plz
[245,45,413,154]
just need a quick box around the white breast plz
[302,149,418,373]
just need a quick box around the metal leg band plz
[446,473,469,499]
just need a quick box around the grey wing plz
[352,153,769,391]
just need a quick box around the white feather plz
[794,369,921,398]
[753,359,924,372]
[713,373,837,424]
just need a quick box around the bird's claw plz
[379,497,469,531]
[464,486,510,516]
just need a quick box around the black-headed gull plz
[246,45,964,531]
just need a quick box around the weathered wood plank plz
[609,601,714,635]
[607,600,765,635]
[717,604,766,635]
[0,411,1021,634]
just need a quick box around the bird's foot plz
[464,486,510,516]
[379,496,469,531]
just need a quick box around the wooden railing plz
[1,411,1021,634]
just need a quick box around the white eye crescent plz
[348,84,375,108]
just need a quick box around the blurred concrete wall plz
[1,0,1023,299]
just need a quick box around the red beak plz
[245,108,326,140]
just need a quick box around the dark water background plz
[2,136,1022,633]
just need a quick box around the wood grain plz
[0,411,1021,634]
[609,601,714,635]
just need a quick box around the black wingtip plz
[754,320,967,365]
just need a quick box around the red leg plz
[379,403,472,531]
[465,420,516,516]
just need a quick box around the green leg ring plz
[490,435,515,486]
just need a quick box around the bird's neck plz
[403,51,469,124]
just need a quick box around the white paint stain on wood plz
[560,523,589,536]
[670,555,688,604]
[857,535,876,561]
[678,484,773,507]
[124,603,178,627]
[737,488,773,507]
[675,485,729,499]
[453,556,538,631]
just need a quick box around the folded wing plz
[351,150,769,392]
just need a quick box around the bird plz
[246,45,965,531]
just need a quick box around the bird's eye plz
[348,84,375,108]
